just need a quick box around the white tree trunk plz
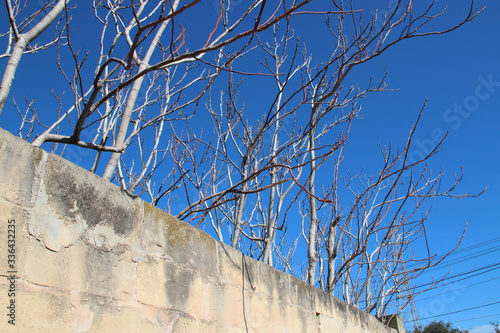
[307,125,318,285]
[102,0,180,181]
[0,0,69,115]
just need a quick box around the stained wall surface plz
[0,128,405,332]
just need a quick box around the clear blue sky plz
[0,1,498,331]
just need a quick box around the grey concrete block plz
[143,203,218,277]
[42,152,142,238]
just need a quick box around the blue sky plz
[0,0,498,331]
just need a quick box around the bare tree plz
[313,106,483,317]
[0,0,484,318]
[0,0,68,113]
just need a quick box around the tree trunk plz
[102,0,180,181]
[307,123,318,285]
[0,0,69,115]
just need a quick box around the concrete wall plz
[0,128,405,332]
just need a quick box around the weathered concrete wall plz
[0,128,405,332]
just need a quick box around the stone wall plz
[0,128,405,332]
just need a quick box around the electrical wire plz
[353,237,500,287]
[400,261,500,293]
[422,245,500,274]
[403,236,500,271]
[339,238,500,308]
[448,237,500,255]
[414,264,500,291]
[357,262,500,305]
[452,313,500,323]
[407,300,500,322]
[412,275,500,303]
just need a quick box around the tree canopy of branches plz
[0,0,484,318]
[412,321,470,333]
[492,322,500,333]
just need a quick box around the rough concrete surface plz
[0,128,405,332]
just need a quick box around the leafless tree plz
[311,105,483,317]
[0,0,68,113]
[0,0,484,318]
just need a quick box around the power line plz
[392,263,500,302]
[359,262,500,305]
[408,300,500,322]
[452,313,500,323]
[422,245,500,273]
[342,239,500,307]
[405,242,500,273]
[356,238,500,287]
[411,261,500,292]
[450,237,500,255]
[413,275,500,303]
[403,236,500,271]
